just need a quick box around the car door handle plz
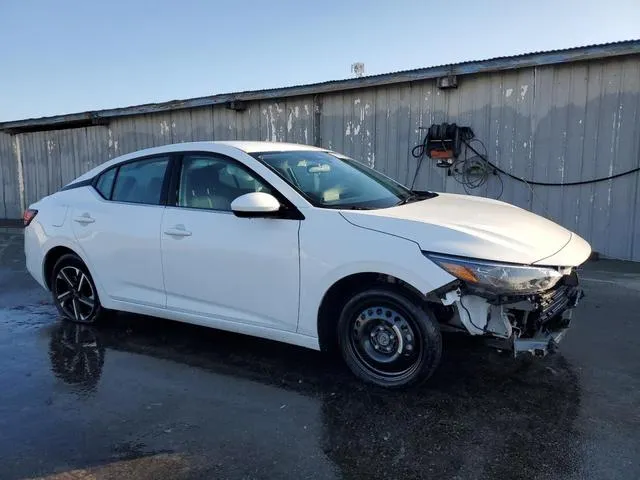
[164,227,192,237]
[73,214,95,224]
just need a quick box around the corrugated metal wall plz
[0,132,21,219]
[1,56,639,260]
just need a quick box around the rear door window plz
[111,157,170,205]
[95,167,116,199]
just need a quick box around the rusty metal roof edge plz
[2,39,639,132]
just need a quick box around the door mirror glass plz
[231,192,281,217]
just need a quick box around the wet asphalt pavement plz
[0,230,639,480]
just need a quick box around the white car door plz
[160,152,301,331]
[71,155,170,308]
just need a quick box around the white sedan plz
[24,141,591,388]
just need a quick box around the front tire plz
[337,287,442,388]
[51,254,105,324]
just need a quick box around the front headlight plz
[425,253,563,294]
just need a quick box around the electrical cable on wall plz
[410,123,640,198]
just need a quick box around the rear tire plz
[337,287,442,388]
[51,254,106,324]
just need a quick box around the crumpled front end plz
[433,269,584,357]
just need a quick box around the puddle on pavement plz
[12,315,583,480]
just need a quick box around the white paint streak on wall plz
[354,98,361,105]
[304,127,308,144]
[263,105,280,141]
[520,85,528,99]
[160,120,170,136]
[506,88,513,98]
[353,124,361,136]
[287,109,293,133]
[345,121,352,136]
[304,104,310,115]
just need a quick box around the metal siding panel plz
[529,66,556,219]
[507,68,536,208]
[442,80,460,195]
[384,87,400,181]
[35,132,49,203]
[576,63,602,250]
[563,64,589,235]
[592,62,624,257]
[58,130,76,187]
[448,75,472,196]
[631,74,640,261]
[74,128,91,179]
[486,72,506,201]
[320,93,344,153]
[189,106,215,141]
[283,97,313,145]
[373,87,390,177]
[341,92,356,159]
[19,134,34,207]
[170,110,194,144]
[422,82,441,191]
[544,66,573,225]
[236,103,261,140]
[497,71,520,203]
[431,84,449,191]
[46,131,63,194]
[155,113,173,147]
[258,101,286,143]
[345,90,375,166]
[443,76,467,196]
[0,133,21,218]
[109,118,133,156]
[213,106,237,141]
[396,85,412,187]
[86,126,109,171]
[606,58,640,259]
[407,80,428,189]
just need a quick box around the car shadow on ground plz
[47,312,582,479]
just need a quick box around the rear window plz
[111,157,169,204]
[95,168,116,199]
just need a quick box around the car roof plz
[66,141,326,187]
[216,141,324,153]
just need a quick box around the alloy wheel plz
[54,266,97,322]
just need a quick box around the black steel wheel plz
[337,287,442,388]
[51,254,105,324]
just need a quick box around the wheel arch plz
[316,272,428,353]
[41,242,105,301]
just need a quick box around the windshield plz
[253,150,431,209]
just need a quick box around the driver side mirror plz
[231,192,281,218]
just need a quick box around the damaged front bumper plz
[438,271,584,357]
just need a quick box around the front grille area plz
[537,285,573,323]
[529,272,583,333]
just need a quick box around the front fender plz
[297,210,455,338]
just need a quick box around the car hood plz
[341,193,591,266]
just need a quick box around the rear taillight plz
[23,209,38,227]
